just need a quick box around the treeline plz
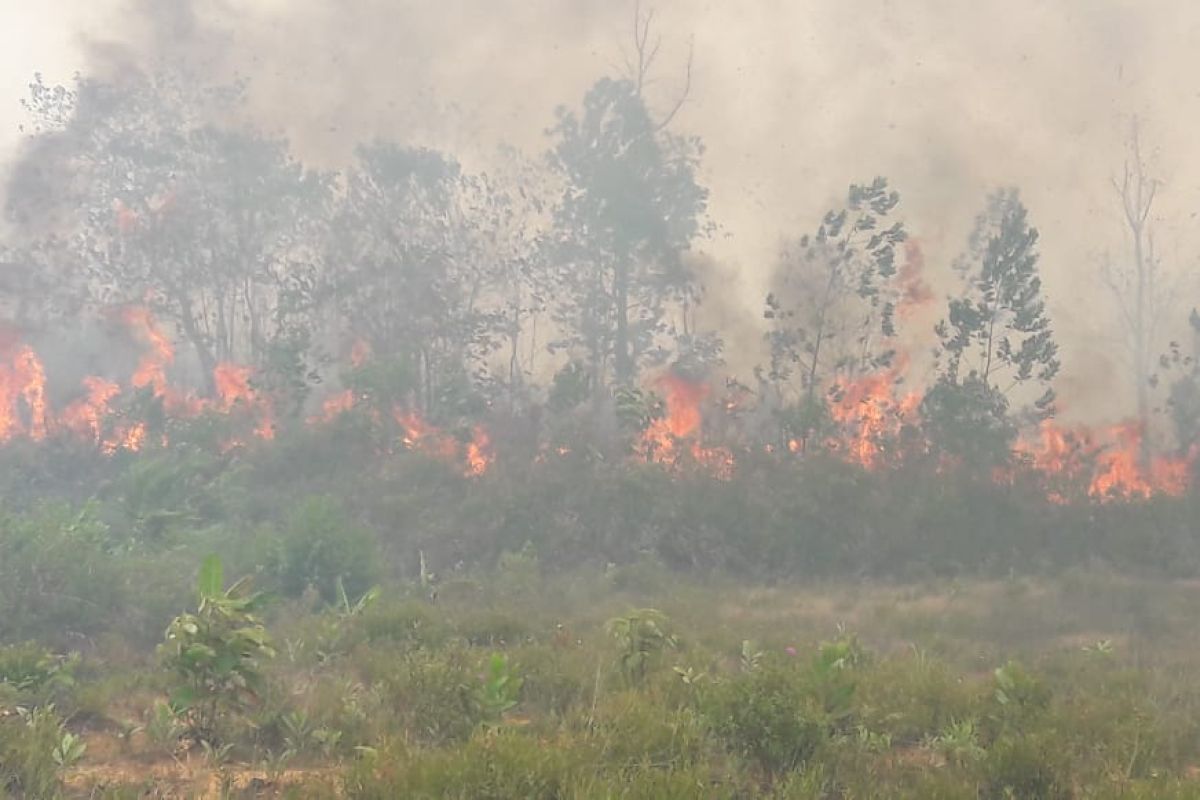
[3,63,1198,465]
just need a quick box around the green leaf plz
[198,554,224,600]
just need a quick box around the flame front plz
[636,373,734,479]
[826,363,919,470]
[1016,419,1195,501]
[0,344,49,442]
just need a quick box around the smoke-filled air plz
[2,0,1200,796]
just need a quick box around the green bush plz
[701,665,827,778]
[266,496,381,603]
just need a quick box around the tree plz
[1160,308,1200,455]
[763,177,907,443]
[9,71,328,395]
[327,143,503,417]
[1102,119,1170,456]
[547,75,708,394]
[926,189,1059,466]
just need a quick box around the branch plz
[654,37,693,132]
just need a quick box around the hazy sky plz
[3,0,1199,421]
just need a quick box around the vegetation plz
[2,5,1200,798]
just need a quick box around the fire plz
[392,407,493,476]
[213,362,274,440]
[0,344,49,442]
[898,239,934,319]
[465,426,494,477]
[120,306,174,398]
[60,376,121,443]
[1016,419,1194,501]
[826,363,920,469]
[636,373,735,479]
[311,389,357,424]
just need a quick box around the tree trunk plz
[614,258,632,386]
[175,292,218,396]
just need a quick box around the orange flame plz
[0,344,49,442]
[1016,419,1194,502]
[636,373,735,479]
[826,363,919,469]
[311,389,357,424]
[60,376,121,444]
[465,426,494,477]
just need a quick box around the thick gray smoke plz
[3,0,1199,422]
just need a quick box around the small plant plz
[927,718,984,766]
[281,710,343,758]
[144,699,185,755]
[1082,639,1115,657]
[852,724,893,754]
[475,653,523,726]
[161,555,276,744]
[0,703,72,797]
[810,632,864,722]
[701,667,826,778]
[605,609,677,687]
[51,730,87,768]
[993,660,1050,711]
[0,643,79,705]
[740,640,764,673]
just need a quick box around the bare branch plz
[653,37,694,133]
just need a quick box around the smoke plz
[4,0,1200,422]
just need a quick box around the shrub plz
[160,555,276,744]
[701,666,827,778]
[266,496,381,603]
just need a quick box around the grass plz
[2,565,1200,797]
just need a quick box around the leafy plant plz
[740,640,764,673]
[927,718,984,766]
[701,666,826,778]
[474,653,524,726]
[605,609,677,687]
[160,554,276,744]
[51,730,87,768]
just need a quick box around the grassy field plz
[5,560,1200,798]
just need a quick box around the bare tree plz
[1102,118,1171,457]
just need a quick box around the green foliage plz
[549,76,708,385]
[981,733,1069,799]
[765,176,907,404]
[605,609,678,687]
[0,643,77,706]
[701,665,827,778]
[160,555,276,743]
[0,503,139,644]
[992,660,1051,716]
[474,653,524,726]
[920,374,1017,471]
[0,704,73,798]
[265,495,380,602]
[934,188,1059,417]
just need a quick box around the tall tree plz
[763,177,907,441]
[547,76,708,393]
[1102,120,1169,454]
[9,71,328,394]
[327,143,503,417]
[925,188,1059,467]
